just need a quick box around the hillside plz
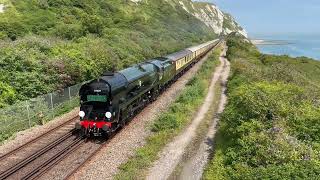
[204,35,320,179]
[0,0,245,107]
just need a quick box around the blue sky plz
[195,0,320,37]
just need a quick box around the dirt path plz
[68,47,215,180]
[146,45,230,180]
[177,48,230,180]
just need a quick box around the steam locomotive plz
[75,39,220,137]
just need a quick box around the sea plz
[251,34,320,61]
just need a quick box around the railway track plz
[62,137,111,180]
[38,138,108,180]
[0,116,111,180]
[20,137,85,180]
[0,117,78,180]
[0,117,77,161]
[0,134,83,180]
[1,103,163,179]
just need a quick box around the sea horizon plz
[250,33,320,61]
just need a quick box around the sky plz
[196,0,320,37]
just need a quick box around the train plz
[75,39,220,137]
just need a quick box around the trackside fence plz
[0,83,84,142]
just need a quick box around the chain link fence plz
[0,83,84,142]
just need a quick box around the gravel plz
[0,122,75,175]
[0,108,79,156]
[68,51,212,180]
[39,140,102,180]
[5,135,78,180]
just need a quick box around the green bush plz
[54,23,85,40]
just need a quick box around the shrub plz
[55,23,85,40]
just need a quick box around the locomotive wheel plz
[152,89,159,102]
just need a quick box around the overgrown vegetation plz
[0,0,218,107]
[115,48,222,179]
[204,35,320,179]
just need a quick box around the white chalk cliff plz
[130,0,248,37]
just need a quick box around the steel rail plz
[22,138,85,180]
[0,116,77,162]
[0,131,75,180]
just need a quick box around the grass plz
[203,34,320,179]
[115,47,222,179]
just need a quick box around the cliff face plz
[176,0,247,37]
[130,0,248,37]
[0,4,5,13]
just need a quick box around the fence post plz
[68,87,71,100]
[2,109,6,124]
[50,93,54,118]
[50,93,54,109]
[26,100,31,128]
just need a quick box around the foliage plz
[115,48,222,179]
[0,0,217,107]
[204,35,320,179]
